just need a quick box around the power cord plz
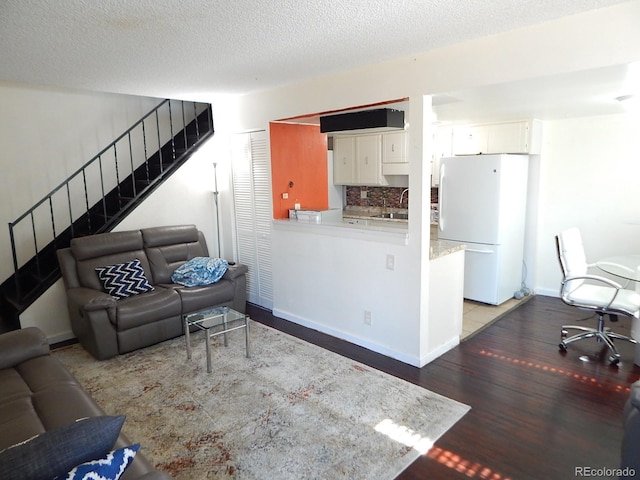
[514,260,532,299]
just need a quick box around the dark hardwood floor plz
[247,295,640,480]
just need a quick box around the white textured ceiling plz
[0,0,632,100]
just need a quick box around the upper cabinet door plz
[356,135,386,185]
[452,120,542,155]
[333,136,356,185]
[333,134,388,185]
[382,131,407,164]
[487,122,529,153]
[452,125,489,155]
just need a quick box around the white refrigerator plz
[438,154,529,305]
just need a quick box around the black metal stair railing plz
[1,99,214,324]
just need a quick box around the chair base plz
[559,315,637,365]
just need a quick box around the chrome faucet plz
[400,188,409,206]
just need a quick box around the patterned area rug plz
[54,322,470,479]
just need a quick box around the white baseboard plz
[535,288,559,298]
[47,331,75,345]
[419,337,460,367]
[272,308,422,367]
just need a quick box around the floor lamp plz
[213,162,222,258]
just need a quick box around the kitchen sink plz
[374,213,408,220]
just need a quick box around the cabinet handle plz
[391,144,395,153]
[365,156,369,164]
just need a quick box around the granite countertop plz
[343,207,463,259]
[342,206,409,223]
[429,239,465,260]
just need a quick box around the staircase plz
[0,99,214,329]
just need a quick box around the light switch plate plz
[386,254,395,270]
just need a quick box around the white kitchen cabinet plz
[452,125,489,155]
[382,131,406,164]
[356,135,383,184]
[382,131,408,176]
[333,136,356,185]
[452,120,542,155]
[333,134,388,186]
[486,120,542,154]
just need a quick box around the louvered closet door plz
[231,131,273,309]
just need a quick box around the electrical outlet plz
[386,254,395,270]
[364,310,372,326]
[282,192,288,199]
[360,190,368,199]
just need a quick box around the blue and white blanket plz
[171,257,229,287]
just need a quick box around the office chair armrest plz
[563,274,627,311]
[564,274,624,290]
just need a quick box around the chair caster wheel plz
[561,329,568,338]
[609,356,620,366]
[559,342,567,352]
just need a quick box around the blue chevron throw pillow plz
[96,259,154,299]
[57,444,139,480]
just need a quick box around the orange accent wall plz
[269,122,329,219]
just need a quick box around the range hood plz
[320,108,405,134]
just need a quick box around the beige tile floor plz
[461,296,530,340]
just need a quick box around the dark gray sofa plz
[57,224,248,360]
[0,327,172,479]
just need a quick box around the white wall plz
[272,223,421,364]
[534,112,640,296]
[0,82,161,283]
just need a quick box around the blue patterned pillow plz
[0,415,125,480]
[57,444,139,480]
[171,257,229,287]
[96,259,154,299]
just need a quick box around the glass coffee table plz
[184,306,250,373]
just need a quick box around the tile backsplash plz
[345,186,439,208]
[346,186,408,208]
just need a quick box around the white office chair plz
[556,227,640,365]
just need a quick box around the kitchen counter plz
[276,208,465,257]
[430,239,465,260]
[274,206,410,244]
[273,218,409,245]
[342,206,409,224]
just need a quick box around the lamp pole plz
[213,162,222,258]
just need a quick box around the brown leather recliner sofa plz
[0,327,172,479]
[57,224,248,360]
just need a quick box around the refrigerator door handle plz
[438,164,445,231]
[466,247,496,254]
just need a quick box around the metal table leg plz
[223,313,228,347]
[205,327,212,373]
[244,316,250,358]
[184,316,192,360]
